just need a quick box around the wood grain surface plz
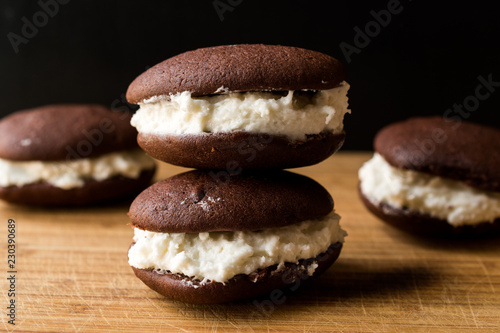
[1,152,499,332]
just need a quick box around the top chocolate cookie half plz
[129,169,334,233]
[126,44,346,103]
[375,116,500,192]
[0,104,138,161]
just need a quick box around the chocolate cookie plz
[128,170,346,303]
[129,169,333,233]
[126,44,347,101]
[359,116,500,237]
[131,243,343,304]
[136,131,345,170]
[0,170,155,207]
[375,116,500,192]
[0,104,138,161]
[359,188,500,237]
[0,104,156,206]
[126,44,350,169]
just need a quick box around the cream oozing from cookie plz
[131,82,350,142]
[0,149,156,189]
[128,212,346,283]
[359,153,500,226]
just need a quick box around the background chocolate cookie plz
[359,116,500,237]
[374,116,500,192]
[359,192,500,237]
[0,104,156,206]
[128,170,346,303]
[127,44,350,169]
[0,104,138,161]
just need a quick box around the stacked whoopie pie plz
[0,104,156,206]
[126,44,349,303]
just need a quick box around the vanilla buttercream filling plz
[0,149,156,189]
[128,212,346,284]
[359,153,500,226]
[131,82,350,141]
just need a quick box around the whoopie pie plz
[126,44,349,169]
[359,116,500,237]
[0,104,156,206]
[128,170,346,303]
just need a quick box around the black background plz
[1,0,499,150]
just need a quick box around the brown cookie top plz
[129,169,334,233]
[126,44,346,103]
[375,116,500,192]
[0,104,138,161]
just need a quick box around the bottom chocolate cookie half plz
[0,169,155,207]
[359,187,500,238]
[137,131,345,169]
[131,242,343,304]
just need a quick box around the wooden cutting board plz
[1,152,499,332]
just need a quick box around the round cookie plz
[0,104,138,161]
[126,44,346,101]
[0,104,156,206]
[375,116,500,192]
[136,131,344,170]
[129,169,334,233]
[128,170,346,303]
[0,170,155,207]
[126,44,350,169]
[359,190,500,237]
[131,243,342,304]
[359,116,500,237]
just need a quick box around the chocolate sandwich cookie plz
[126,44,350,169]
[358,116,500,237]
[128,170,346,303]
[0,104,156,206]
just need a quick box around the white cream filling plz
[359,153,500,226]
[128,212,346,284]
[131,81,350,141]
[0,149,156,190]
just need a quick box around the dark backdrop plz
[1,0,499,150]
